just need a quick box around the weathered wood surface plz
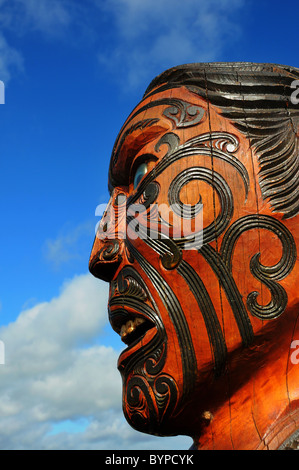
[89,63,299,449]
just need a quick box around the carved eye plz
[133,162,148,189]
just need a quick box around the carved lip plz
[108,299,157,354]
[108,267,164,369]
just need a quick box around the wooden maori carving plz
[89,63,299,450]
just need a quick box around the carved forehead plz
[108,62,299,218]
[108,86,209,192]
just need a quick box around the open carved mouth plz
[108,268,164,368]
[109,308,156,348]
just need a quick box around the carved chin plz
[120,342,180,436]
[107,266,180,434]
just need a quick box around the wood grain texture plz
[89,63,299,449]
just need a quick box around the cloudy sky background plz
[0,0,298,450]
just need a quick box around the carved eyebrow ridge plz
[112,118,159,167]
[110,97,200,167]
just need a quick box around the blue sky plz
[0,0,298,450]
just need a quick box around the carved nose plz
[89,189,127,282]
[89,238,124,282]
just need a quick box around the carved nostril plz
[100,240,120,260]
[89,239,123,282]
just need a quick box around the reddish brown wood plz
[89,63,299,449]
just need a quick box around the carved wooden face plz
[89,84,298,436]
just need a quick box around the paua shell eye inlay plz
[133,162,148,189]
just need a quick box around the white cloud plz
[43,220,95,269]
[0,0,71,35]
[0,32,23,83]
[15,0,71,33]
[0,273,192,449]
[97,0,245,88]
[0,0,245,88]
[0,0,72,83]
